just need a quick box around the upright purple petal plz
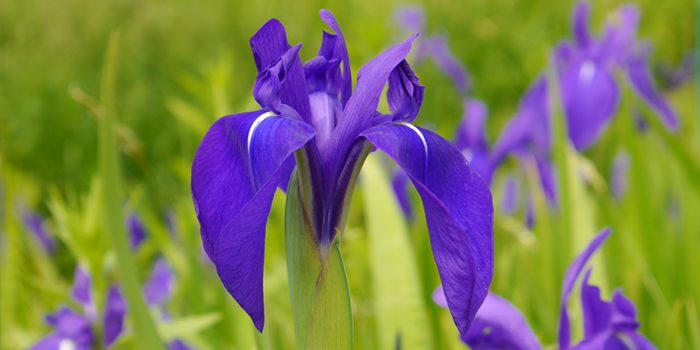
[253,44,303,114]
[580,268,612,338]
[462,293,543,350]
[387,60,424,123]
[427,35,471,93]
[21,210,56,253]
[319,9,353,107]
[362,123,494,336]
[558,227,612,349]
[125,213,146,250]
[572,1,591,48]
[144,258,175,307]
[71,267,96,321]
[500,176,519,215]
[191,108,315,331]
[250,19,312,124]
[626,52,679,130]
[103,285,126,347]
[560,58,620,150]
[392,168,414,220]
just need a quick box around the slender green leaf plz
[360,154,432,350]
[97,30,165,350]
[158,313,222,340]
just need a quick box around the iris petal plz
[581,268,613,337]
[626,52,679,130]
[319,9,353,107]
[103,285,126,347]
[462,292,543,350]
[573,1,591,48]
[250,19,312,123]
[144,258,174,307]
[191,109,315,330]
[362,123,494,336]
[387,60,424,123]
[558,227,611,349]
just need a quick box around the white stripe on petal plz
[247,111,277,151]
[396,121,428,158]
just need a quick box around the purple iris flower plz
[500,175,519,215]
[29,267,126,350]
[433,228,658,350]
[610,151,631,199]
[142,259,196,350]
[125,213,146,249]
[489,1,677,184]
[394,5,471,94]
[21,210,56,254]
[191,9,494,335]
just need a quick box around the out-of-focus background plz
[1,0,697,349]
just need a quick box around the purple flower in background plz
[391,168,413,221]
[489,1,677,182]
[29,267,126,350]
[394,6,471,94]
[454,98,491,179]
[125,213,146,249]
[191,9,494,335]
[21,210,56,254]
[656,52,694,90]
[610,151,631,199]
[143,258,175,307]
[500,176,519,215]
[433,228,658,350]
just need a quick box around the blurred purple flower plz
[490,1,677,180]
[191,9,494,335]
[610,151,631,199]
[433,228,658,350]
[500,176,519,215]
[169,339,196,350]
[29,267,126,349]
[21,210,56,254]
[394,5,471,94]
[144,258,175,307]
[125,213,146,250]
[656,52,694,90]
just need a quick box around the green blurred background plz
[1,0,697,349]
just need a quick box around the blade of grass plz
[98,30,165,350]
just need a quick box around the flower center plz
[309,92,341,150]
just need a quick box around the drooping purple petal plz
[392,168,414,220]
[624,331,660,350]
[626,51,679,130]
[580,268,612,338]
[560,58,620,150]
[558,227,612,349]
[144,258,175,307]
[250,19,312,124]
[611,151,630,199]
[125,213,146,250]
[191,108,315,332]
[103,285,126,347]
[534,154,558,204]
[426,35,471,93]
[362,123,494,336]
[387,60,424,123]
[21,210,56,254]
[462,292,543,350]
[500,175,519,215]
[572,1,591,48]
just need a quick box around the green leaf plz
[97,30,165,350]
[157,313,222,341]
[360,154,432,350]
